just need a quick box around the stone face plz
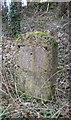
[16,42,52,99]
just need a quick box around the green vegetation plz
[1,1,69,119]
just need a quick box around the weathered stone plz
[16,37,54,99]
